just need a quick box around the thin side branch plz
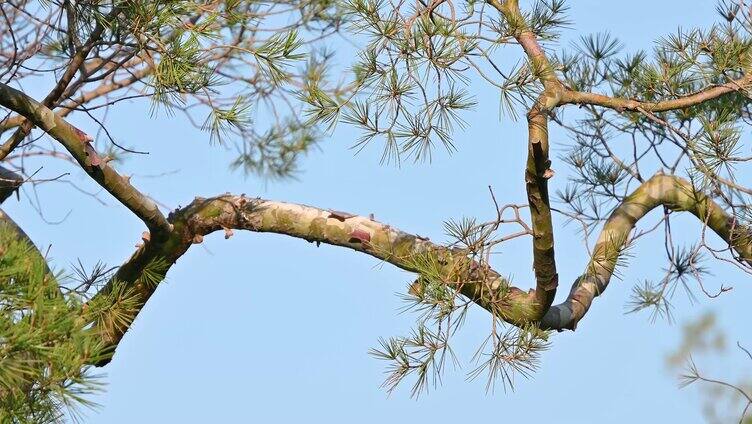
[561,74,752,113]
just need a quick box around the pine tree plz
[0,0,750,421]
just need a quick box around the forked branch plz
[91,173,750,364]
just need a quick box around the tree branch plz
[0,82,172,237]
[89,172,751,364]
[487,0,564,317]
[487,0,751,325]
[0,64,153,134]
[561,74,752,112]
[0,12,111,161]
[92,194,544,365]
[488,0,562,93]
[542,173,752,330]
[524,100,559,318]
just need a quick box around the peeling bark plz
[488,0,565,319]
[524,100,559,318]
[93,195,546,364]
[92,173,751,364]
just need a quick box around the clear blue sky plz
[4,1,751,422]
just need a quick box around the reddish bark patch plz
[349,228,371,243]
[73,127,94,143]
[84,144,102,167]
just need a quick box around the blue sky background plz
[3,0,752,422]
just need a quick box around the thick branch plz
[486,0,752,324]
[91,173,751,363]
[93,195,542,365]
[0,83,171,237]
[524,101,558,317]
[486,0,563,318]
[542,174,752,330]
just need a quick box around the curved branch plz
[92,195,546,365]
[90,172,751,364]
[542,174,752,330]
[484,0,750,326]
